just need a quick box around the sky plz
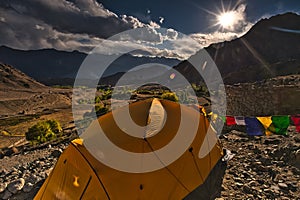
[0,0,299,60]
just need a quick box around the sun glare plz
[217,11,236,29]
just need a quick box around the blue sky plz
[100,0,300,34]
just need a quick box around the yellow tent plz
[35,98,224,199]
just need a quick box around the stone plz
[2,190,12,200]
[242,185,252,194]
[248,181,257,187]
[23,182,34,193]
[45,167,53,176]
[11,147,19,154]
[0,182,7,193]
[7,178,25,194]
[51,149,62,158]
[278,182,288,189]
[235,182,244,187]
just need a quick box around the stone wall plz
[225,75,300,116]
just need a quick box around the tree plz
[95,104,109,116]
[161,92,179,102]
[25,120,62,144]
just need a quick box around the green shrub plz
[100,90,112,100]
[95,104,109,116]
[161,92,179,102]
[25,120,62,144]
[95,96,101,104]
[47,120,62,133]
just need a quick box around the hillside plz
[0,63,45,91]
[0,46,180,86]
[175,12,300,84]
[0,64,71,116]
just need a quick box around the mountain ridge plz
[0,12,299,86]
[174,12,300,84]
[0,46,180,86]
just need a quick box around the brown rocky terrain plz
[0,64,73,149]
[220,127,300,199]
[225,75,300,116]
[174,13,300,85]
[0,63,71,117]
[0,56,299,199]
[0,124,299,199]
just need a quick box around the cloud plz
[190,3,253,47]
[114,27,163,44]
[0,0,253,61]
[190,20,252,47]
[70,0,117,17]
[149,21,161,29]
[231,4,252,33]
[159,17,164,24]
[217,3,252,33]
[35,24,45,30]
[121,15,144,28]
[165,29,178,40]
[93,30,202,60]
[0,0,134,39]
[0,0,174,52]
[0,5,104,52]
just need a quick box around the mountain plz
[0,63,46,90]
[174,12,300,84]
[0,64,71,116]
[1,12,299,86]
[0,46,180,86]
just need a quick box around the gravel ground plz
[0,128,299,199]
[220,127,300,199]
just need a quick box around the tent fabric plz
[269,116,290,135]
[145,98,166,137]
[291,115,300,133]
[188,104,206,116]
[244,117,264,136]
[257,117,273,136]
[184,158,226,199]
[234,116,246,126]
[35,99,224,200]
[225,116,236,126]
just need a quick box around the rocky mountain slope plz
[225,75,300,116]
[0,64,45,91]
[96,13,300,86]
[1,13,299,86]
[0,64,71,116]
[175,12,300,84]
[0,46,180,86]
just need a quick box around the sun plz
[217,11,237,29]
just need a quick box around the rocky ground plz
[0,127,299,199]
[220,126,300,199]
[0,138,71,200]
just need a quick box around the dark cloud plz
[0,0,196,59]
[0,6,96,51]
[0,0,254,60]
[0,0,136,39]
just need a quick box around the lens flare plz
[217,11,236,29]
[169,73,176,80]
